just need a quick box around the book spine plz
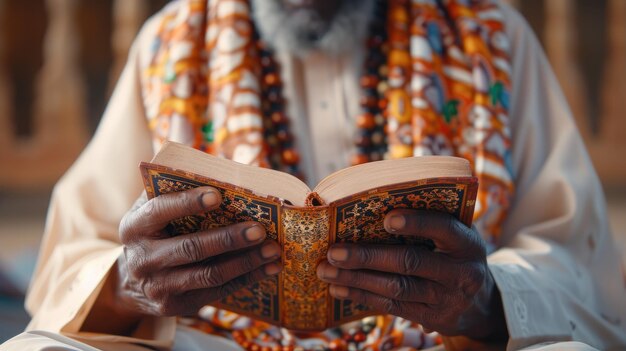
[280,205,331,331]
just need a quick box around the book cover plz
[140,162,478,330]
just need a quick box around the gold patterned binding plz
[141,163,478,330]
[281,205,330,330]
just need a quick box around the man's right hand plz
[114,186,282,318]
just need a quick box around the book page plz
[313,156,471,204]
[152,142,312,205]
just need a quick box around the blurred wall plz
[0,0,169,193]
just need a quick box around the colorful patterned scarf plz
[141,0,514,348]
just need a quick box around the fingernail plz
[330,285,349,298]
[322,264,339,279]
[264,263,282,275]
[261,242,280,259]
[244,225,265,242]
[329,247,348,262]
[201,191,220,208]
[388,214,406,232]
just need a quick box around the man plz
[2,0,625,350]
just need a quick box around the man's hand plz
[114,186,282,318]
[316,209,508,340]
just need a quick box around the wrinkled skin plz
[113,186,282,319]
[108,185,506,341]
[317,209,509,340]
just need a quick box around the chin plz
[250,0,376,56]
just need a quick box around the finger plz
[326,243,452,281]
[328,285,446,333]
[152,222,268,267]
[383,209,484,255]
[163,264,282,316]
[316,261,442,304]
[328,285,428,317]
[154,241,282,294]
[120,186,222,242]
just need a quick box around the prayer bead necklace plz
[252,0,390,181]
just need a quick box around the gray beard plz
[250,0,376,57]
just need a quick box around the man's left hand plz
[316,209,508,340]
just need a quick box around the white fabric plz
[0,325,243,351]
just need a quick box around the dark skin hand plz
[104,186,282,330]
[317,209,509,341]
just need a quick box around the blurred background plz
[0,0,624,343]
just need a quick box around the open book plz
[140,141,478,331]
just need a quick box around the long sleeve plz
[484,4,626,350]
[24,14,176,349]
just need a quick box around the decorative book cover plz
[140,163,478,331]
